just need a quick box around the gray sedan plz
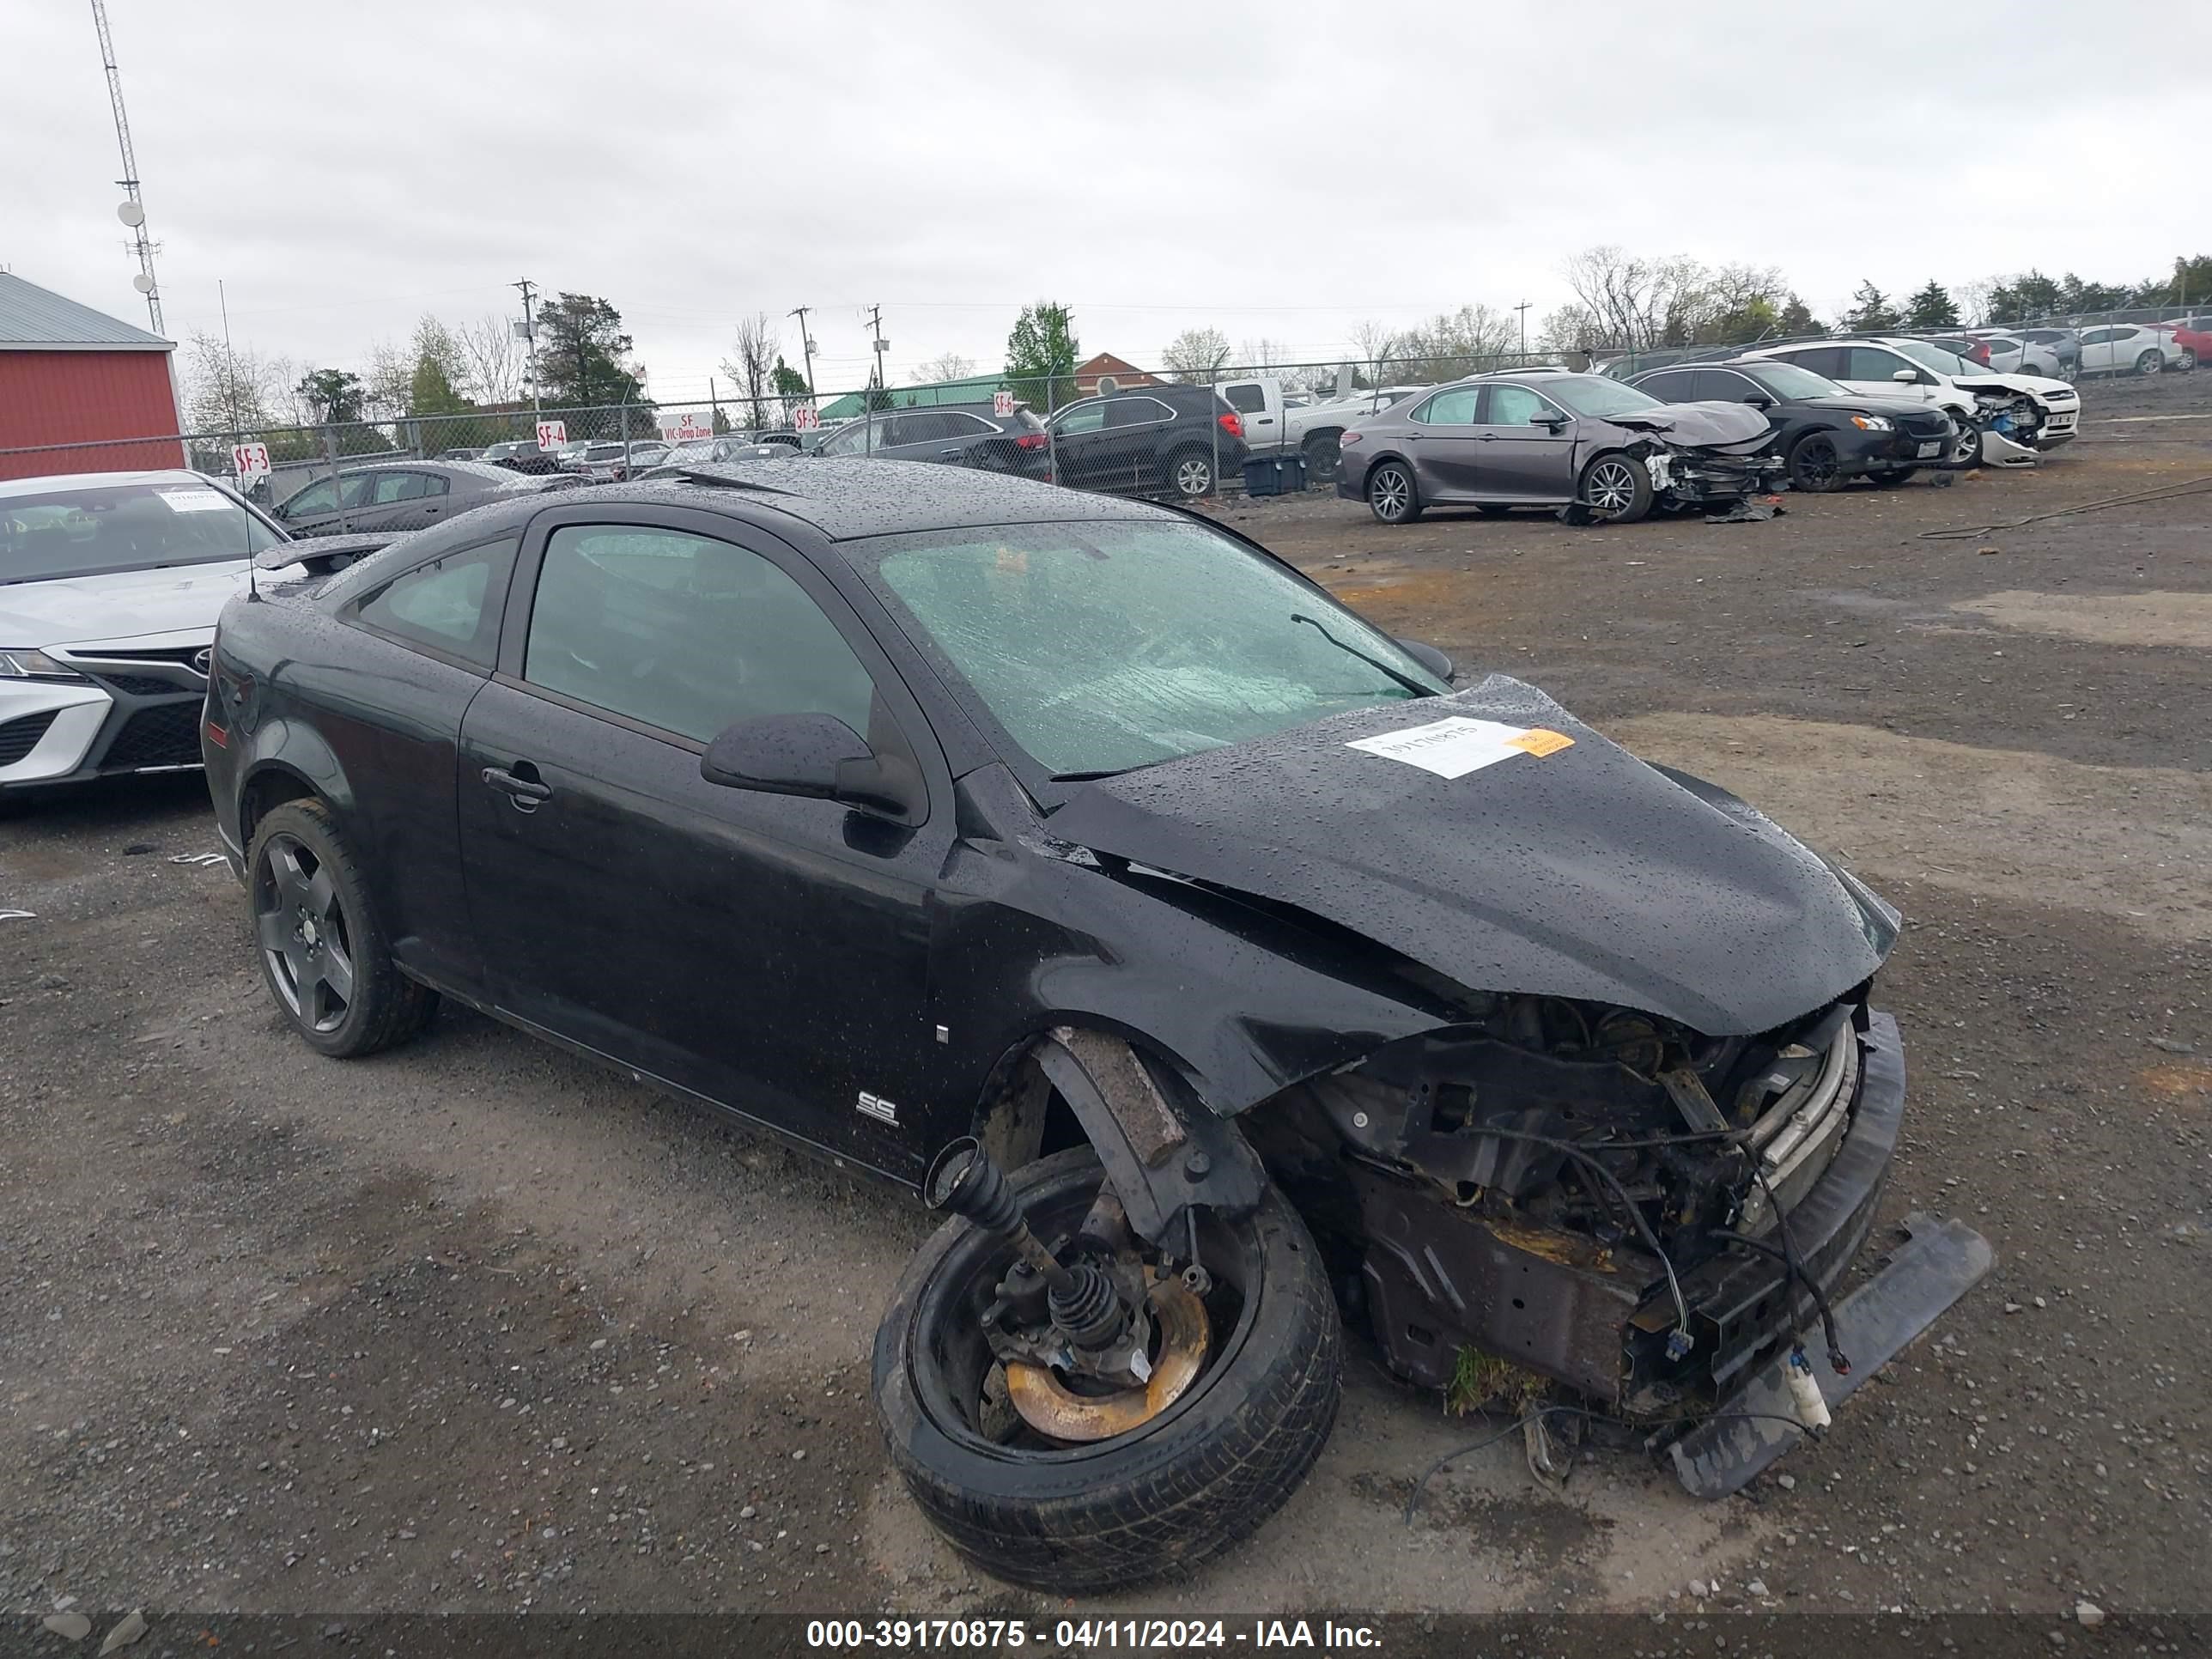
[1336,372,1781,524]
[267,460,573,538]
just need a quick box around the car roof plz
[0,468,223,501]
[538,458,1170,541]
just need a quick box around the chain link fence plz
[0,346,1578,515]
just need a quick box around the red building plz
[0,270,183,481]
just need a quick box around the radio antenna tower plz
[89,1,163,336]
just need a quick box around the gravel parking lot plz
[3,373,2208,1641]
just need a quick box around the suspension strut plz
[926,1137,1133,1352]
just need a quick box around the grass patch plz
[1445,1345,1550,1417]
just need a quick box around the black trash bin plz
[1241,454,1308,497]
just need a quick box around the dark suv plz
[1044,384,1249,498]
[814,402,1049,478]
[1627,360,1957,491]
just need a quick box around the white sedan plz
[2075,324,2190,377]
[0,471,349,799]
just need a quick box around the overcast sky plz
[8,2,2206,409]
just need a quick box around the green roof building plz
[817,373,1011,421]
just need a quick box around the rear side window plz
[345,536,519,669]
[1413,387,1480,424]
[1633,370,1698,401]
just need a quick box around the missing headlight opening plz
[1245,992,1880,1419]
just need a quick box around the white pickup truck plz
[1215,375,1428,481]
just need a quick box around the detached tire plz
[873,1147,1341,1594]
[246,799,436,1059]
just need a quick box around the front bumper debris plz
[1665,1209,1995,1496]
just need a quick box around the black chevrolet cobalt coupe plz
[202,462,1988,1591]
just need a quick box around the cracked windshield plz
[869,519,1449,776]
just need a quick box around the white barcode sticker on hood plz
[1346,715,1573,779]
[156,489,232,514]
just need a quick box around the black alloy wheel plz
[247,799,436,1058]
[1788,434,1845,493]
[874,1146,1340,1593]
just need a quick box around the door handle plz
[481,765,551,811]
[1478,432,1498,441]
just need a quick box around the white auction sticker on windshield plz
[1346,715,1573,779]
[156,489,231,514]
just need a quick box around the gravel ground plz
[2,370,2207,1645]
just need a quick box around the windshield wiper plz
[1049,768,1129,782]
[1290,613,1435,698]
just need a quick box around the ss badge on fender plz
[856,1091,899,1126]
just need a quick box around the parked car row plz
[266,459,579,538]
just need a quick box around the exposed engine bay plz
[1639,439,1788,507]
[1968,389,2047,463]
[1249,990,1881,1418]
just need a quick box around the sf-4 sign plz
[536,420,567,450]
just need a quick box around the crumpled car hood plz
[1046,676,1893,1036]
[1602,401,1776,450]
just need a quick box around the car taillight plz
[1340,431,1364,447]
[1014,433,1047,449]
[1218,411,1243,438]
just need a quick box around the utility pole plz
[513,278,540,422]
[867,303,890,396]
[787,305,817,400]
[1514,300,1531,362]
[89,2,161,335]
[865,304,889,455]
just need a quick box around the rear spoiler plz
[255,531,394,575]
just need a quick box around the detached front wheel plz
[873,1146,1341,1593]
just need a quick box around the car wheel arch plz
[966,1023,1269,1249]
[237,757,330,850]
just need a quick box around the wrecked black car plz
[201,462,1988,1595]
[1339,371,1786,525]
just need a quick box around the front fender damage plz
[1034,1026,1267,1249]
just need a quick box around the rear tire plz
[2136,350,2163,376]
[1165,447,1216,499]
[1365,460,1420,524]
[1301,431,1342,483]
[1578,451,1653,523]
[874,1147,1341,1594]
[247,799,436,1059]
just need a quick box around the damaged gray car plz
[1337,371,1785,524]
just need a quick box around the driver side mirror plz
[1529,410,1570,429]
[700,712,916,821]
[1744,394,1775,410]
[1396,638,1455,683]
[1892,368,1919,383]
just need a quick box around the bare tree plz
[179,330,292,434]
[910,351,975,386]
[1348,319,1402,380]
[454,313,526,406]
[1237,337,1287,371]
[720,313,780,429]
[1561,246,1701,352]
[363,337,413,421]
[1391,305,1522,382]
[1161,326,1231,383]
[1953,278,1996,328]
